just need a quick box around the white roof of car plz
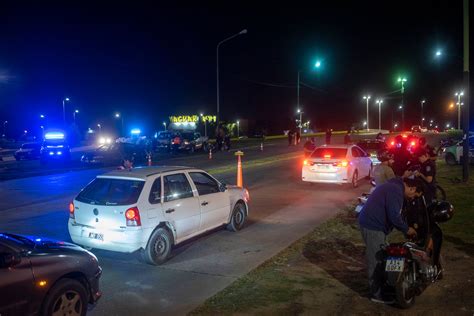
[99,166,197,180]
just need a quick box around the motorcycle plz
[381,198,454,308]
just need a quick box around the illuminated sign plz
[169,115,216,124]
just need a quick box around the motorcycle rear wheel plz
[395,268,416,309]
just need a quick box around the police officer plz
[418,137,437,162]
[414,149,436,204]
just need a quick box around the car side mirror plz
[219,183,227,192]
[0,252,21,268]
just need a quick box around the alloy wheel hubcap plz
[52,290,82,316]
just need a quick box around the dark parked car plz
[171,132,209,153]
[0,233,101,316]
[154,131,176,152]
[81,142,148,165]
[356,139,387,165]
[14,142,41,160]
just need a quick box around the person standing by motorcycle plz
[373,150,395,186]
[413,149,437,204]
[358,177,421,303]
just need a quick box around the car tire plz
[351,170,359,188]
[141,227,173,265]
[41,278,88,316]
[226,202,247,232]
[445,153,457,166]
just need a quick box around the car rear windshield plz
[76,178,145,206]
[357,142,385,151]
[311,148,347,159]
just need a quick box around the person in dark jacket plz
[358,177,422,303]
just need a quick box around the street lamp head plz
[24,130,28,134]
[363,95,370,100]
[237,120,240,124]
[297,108,301,113]
[435,50,442,57]
[239,29,248,35]
[65,97,70,101]
[314,60,321,68]
[74,109,79,113]
[40,114,45,118]
[97,124,101,127]
[200,113,203,116]
[397,77,407,83]
[163,122,166,126]
[398,105,403,109]
[115,113,120,118]
[421,100,426,104]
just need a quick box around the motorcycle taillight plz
[386,246,408,256]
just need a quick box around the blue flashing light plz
[57,151,62,155]
[45,132,65,140]
[131,128,141,135]
[49,151,55,155]
[35,238,42,242]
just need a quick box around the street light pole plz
[236,120,240,138]
[216,29,247,124]
[62,97,70,125]
[73,110,79,124]
[398,77,407,130]
[2,121,7,137]
[115,113,124,136]
[297,109,303,135]
[462,0,470,181]
[200,114,207,137]
[363,95,371,131]
[376,99,383,131]
[420,100,425,126]
[163,122,167,131]
[455,92,464,130]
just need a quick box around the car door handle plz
[201,201,209,206]
[165,208,175,214]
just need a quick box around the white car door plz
[162,172,201,241]
[356,146,371,176]
[188,171,229,231]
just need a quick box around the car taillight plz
[125,207,141,226]
[69,202,75,219]
[333,160,349,167]
[410,141,416,147]
[386,245,408,256]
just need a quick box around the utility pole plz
[462,0,470,181]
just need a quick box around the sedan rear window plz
[76,178,145,205]
[311,148,347,159]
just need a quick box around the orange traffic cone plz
[235,151,244,187]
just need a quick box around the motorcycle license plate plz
[385,257,404,272]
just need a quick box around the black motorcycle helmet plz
[428,201,454,223]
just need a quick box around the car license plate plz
[385,257,404,272]
[88,232,104,241]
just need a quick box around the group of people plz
[287,129,301,146]
[360,136,442,304]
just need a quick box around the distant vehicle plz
[411,125,422,133]
[356,139,387,165]
[81,142,147,165]
[14,142,41,160]
[443,135,474,165]
[171,132,209,153]
[68,166,250,265]
[387,134,420,154]
[0,233,102,315]
[302,144,373,188]
[40,132,71,164]
[154,131,176,152]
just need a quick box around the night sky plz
[0,1,468,137]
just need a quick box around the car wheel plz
[41,278,88,316]
[227,202,247,232]
[141,227,173,265]
[351,170,359,188]
[445,153,457,166]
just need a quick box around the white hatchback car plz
[68,166,250,265]
[302,144,372,187]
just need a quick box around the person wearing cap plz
[417,137,437,162]
[373,150,395,186]
[358,177,422,304]
[414,148,437,203]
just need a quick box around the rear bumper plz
[68,220,150,253]
[301,166,349,184]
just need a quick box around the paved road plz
[0,135,372,315]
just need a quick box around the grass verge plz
[191,163,474,315]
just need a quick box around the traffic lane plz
[89,159,370,315]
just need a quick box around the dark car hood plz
[28,236,93,256]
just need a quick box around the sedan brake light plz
[333,160,349,167]
[125,207,141,226]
